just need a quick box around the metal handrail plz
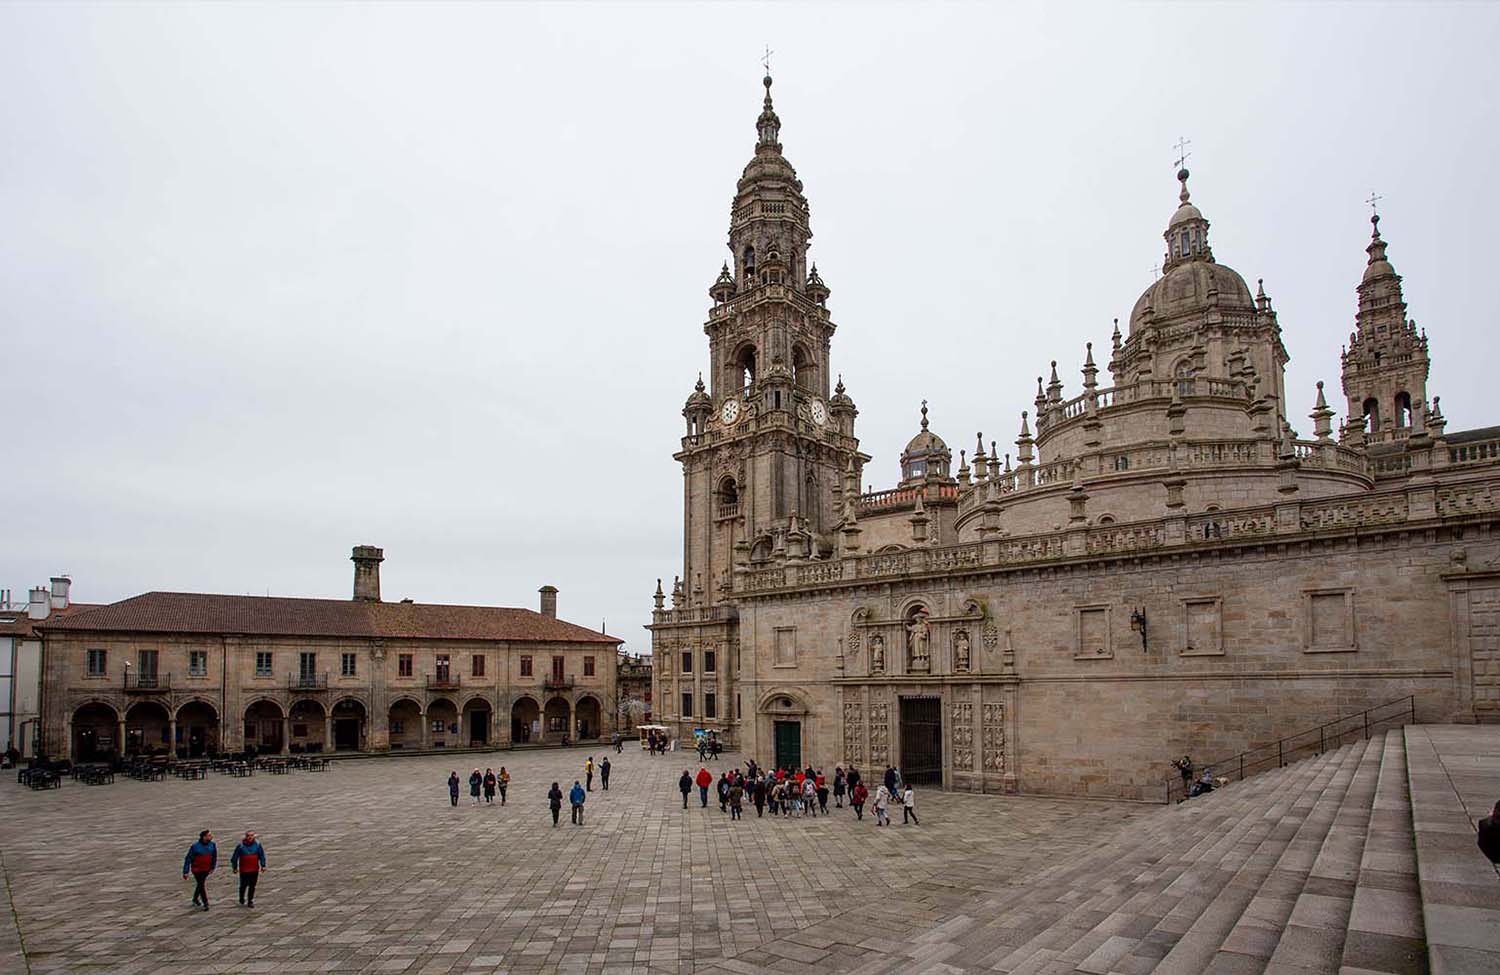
[1163,695,1416,804]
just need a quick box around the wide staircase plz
[908,726,1499,975]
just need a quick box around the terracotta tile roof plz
[0,603,102,638]
[36,592,622,645]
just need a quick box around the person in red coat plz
[695,767,712,807]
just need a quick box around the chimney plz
[538,585,558,618]
[351,545,384,602]
[27,587,50,621]
[50,576,71,610]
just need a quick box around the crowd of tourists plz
[676,761,918,826]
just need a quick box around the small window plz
[86,648,107,677]
[736,693,742,719]
[188,651,207,676]
[705,693,717,719]
[1179,230,1190,256]
[1075,606,1111,659]
[254,652,273,677]
[471,654,485,678]
[703,650,716,673]
[341,652,357,678]
[398,653,413,677]
[583,656,595,677]
[431,719,445,733]
[681,651,693,674]
[520,655,533,677]
[681,692,693,717]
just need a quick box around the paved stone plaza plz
[0,748,1143,975]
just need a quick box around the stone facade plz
[615,652,652,730]
[649,74,1500,799]
[37,548,621,760]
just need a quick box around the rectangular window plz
[520,655,533,677]
[471,654,485,678]
[704,692,717,719]
[1306,590,1356,652]
[681,651,693,674]
[435,654,451,681]
[704,650,716,673]
[736,693,741,719]
[1183,598,1224,656]
[299,651,317,679]
[774,628,796,667]
[86,649,107,677]
[255,651,273,677]
[551,656,565,681]
[188,651,207,676]
[583,656,595,676]
[341,652,357,677]
[137,648,159,677]
[1075,606,1111,659]
[398,653,413,677]
[681,692,693,717]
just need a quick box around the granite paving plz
[0,748,1144,975]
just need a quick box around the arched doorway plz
[462,697,492,747]
[176,700,219,758]
[511,697,539,744]
[244,700,284,755]
[125,700,171,756]
[761,691,811,771]
[72,702,118,761]
[331,698,367,752]
[389,698,422,750]
[574,696,602,740]
[289,699,326,753]
[427,698,458,748]
[543,696,570,743]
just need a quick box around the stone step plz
[975,757,1327,973]
[1259,730,1384,973]
[978,756,1332,966]
[1404,726,1500,975]
[1150,735,1370,975]
[1338,729,1427,975]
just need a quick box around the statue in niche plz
[870,634,885,674]
[954,629,971,672]
[906,608,931,670]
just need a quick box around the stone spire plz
[757,72,781,150]
[1081,342,1098,393]
[1161,167,1214,272]
[1310,381,1335,443]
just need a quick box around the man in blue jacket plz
[569,779,586,825]
[230,830,267,907]
[182,829,217,911]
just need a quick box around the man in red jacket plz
[231,830,267,908]
[182,830,217,911]
[695,767,712,807]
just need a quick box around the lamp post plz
[1129,608,1148,652]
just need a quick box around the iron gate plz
[899,696,943,785]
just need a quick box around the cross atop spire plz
[1174,136,1192,171]
[920,399,929,431]
[1366,190,1383,216]
[762,44,774,76]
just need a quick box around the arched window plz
[734,346,757,390]
[742,246,756,279]
[1179,230,1190,257]
[1097,515,1116,526]
[1173,359,1195,397]
[718,477,738,507]
[1394,392,1413,428]
[792,345,816,390]
[1363,397,1381,433]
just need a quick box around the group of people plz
[676,762,918,826]
[181,829,267,910]
[446,755,613,826]
[643,730,669,755]
[1171,755,1217,798]
[449,766,512,806]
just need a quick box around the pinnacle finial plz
[1314,380,1328,409]
[919,400,929,431]
[1084,342,1096,368]
[974,433,985,457]
[695,372,705,392]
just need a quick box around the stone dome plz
[904,427,948,455]
[1168,201,1203,228]
[899,402,952,484]
[1129,259,1256,333]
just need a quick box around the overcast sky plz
[2,3,1495,649]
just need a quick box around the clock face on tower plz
[721,398,741,425]
[810,400,827,426]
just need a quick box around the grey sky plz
[2,3,1496,648]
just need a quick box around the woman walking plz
[498,767,510,805]
[873,784,892,826]
[833,767,846,809]
[483,768,497,804]
[468,769,482,805]
[547,781,563,826]
[447,771,460,807]
[850,781,868,820]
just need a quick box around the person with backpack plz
[753,776,767,818]
[728,778,744,820]
[569,780,587,825]
[230,830,266,907]
[547,781,563,826]
[182,829,217,911]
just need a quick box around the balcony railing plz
[426,674,461,690]
[289,672,329,690]
[123,673,171,692]
[544,676,575,691]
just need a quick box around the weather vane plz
[1366,190,1383,216]
[1173,136,1192,171]
[762,45,774,75]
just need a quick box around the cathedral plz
[648,74,1500,800]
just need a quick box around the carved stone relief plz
[868,702,890,765]
[870,634,886,674]
[954,629,972,673]
[843,702,864,764]
[952,701,974,770]
[982,703,1005,772]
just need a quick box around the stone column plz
[116,718,126,758]
[168,718,178,758]
[62,718,73,760]
[568,700,576,740]
[420,708,429,750]
[280,716,290,756]
[325,715,334,754]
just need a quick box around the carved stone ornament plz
[954,629,972,672]
[952,702,974,770]
[982,703,1005,772]
[869,634,885,673]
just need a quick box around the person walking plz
[883,766,897,795]
[547,781,563,826]
[611,731,622,754]
[1478,799,1500,864]
[182,829,217,911]
[846,765,862,801]
[585,756,595,791]
[717,772,730,813]
[851,781,868,821]
[802,776,818,817]
[833,767,846,808]
[753,776,767,818]
[600,757,611,791]
[901,785,920,825]
[816,772,830,815]
[468,769,482,805]
[230,830,266,907]
[678,769,692,808]
[447,771,461,808]
[873,784,892,826]
[728,779,744,821]
[695,766,712,808]
[498,767,510,805]
[569,780,586,825]
[483,769,497,804]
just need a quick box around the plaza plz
[0,746,1142,975]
